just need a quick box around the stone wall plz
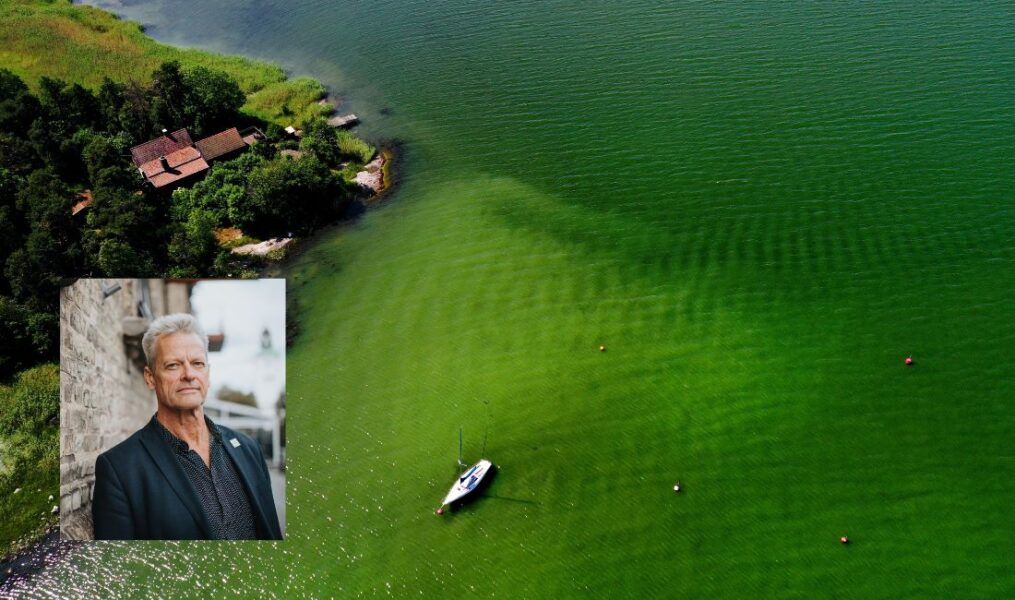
[59,279,192,540]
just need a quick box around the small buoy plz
[673,483,681,493]
[599,345,606,352]
[904,356,913,365]
[840,536,849,544]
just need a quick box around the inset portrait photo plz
[59,279,285,541]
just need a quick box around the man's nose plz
[181,363,196,380]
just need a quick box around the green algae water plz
[21,1,1015,597]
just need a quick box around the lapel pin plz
[230,438,241,448]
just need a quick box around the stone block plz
[64,409,82,434]
[60,459,74,481]
[72,490,81,511]
[68,308,80,335]
[81,434,98,452]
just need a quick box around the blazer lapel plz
[218,430,274,538]
[138,421,213,539]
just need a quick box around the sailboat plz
[438,428,493,511]
[442,459,493,505]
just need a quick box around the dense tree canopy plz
[0,297,56,378]
[237,154,351,238]
[0,63,370,380]
[5,169,82,309]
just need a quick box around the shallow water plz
[12,1,1015,597]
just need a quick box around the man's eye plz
[194,362,206,368]
[165,363,178,370]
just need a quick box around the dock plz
[327,113,359,128]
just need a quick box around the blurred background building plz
[59,278,286,541]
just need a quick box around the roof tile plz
[194,128,247,161]
[130,129,193,166]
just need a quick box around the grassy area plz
[335,129,375,164]
[0,461,57,558]
[0,0,327,126]
[0,364,59,558]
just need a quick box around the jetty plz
[328,113,359,128]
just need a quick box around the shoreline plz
[1,0,401,272]
[0,0,398,579]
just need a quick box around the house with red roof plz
[194,128,247,162]
[130,127,255,190]
[70,190,93,221]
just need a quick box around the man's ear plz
[143,366,156,390]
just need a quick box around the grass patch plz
[336,130,375,163]
[221,235,263,250]
[0,363,59,557]
[0,0,325,126]
[338,161,365,183]
[0,455,57,558]
[245,77,328,127]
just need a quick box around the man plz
[92,314,282,540]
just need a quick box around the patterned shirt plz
[152,414,258,540]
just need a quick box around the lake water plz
[15,1,1015,597]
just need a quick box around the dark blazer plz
[92,417,283,540]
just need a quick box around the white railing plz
[203,398,283,468]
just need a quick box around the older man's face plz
[144,332,210,411]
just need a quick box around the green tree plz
[82,134,123,186]
[0,69,42,137]
[235,155,350,238]
[98,78,152,143]
[0,133,40,175]
[0,68,27,101]
[97,77,126,130]
[181,67,245,137]
[148,61,246,136]
[299,117,374,166]
[299,117,342,166]
[5,170,81,308]
[96,238,153,276]
[26,117,67,173]
[150,61,188,131]
[0,297,56,379]
[170,153,262,225]
[166,208,218,276]
[0,364,59,437]
[83,166,163,275]
[0,168,25,275]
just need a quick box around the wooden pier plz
[327,113,359,128]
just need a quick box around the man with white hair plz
[92,313,282,540]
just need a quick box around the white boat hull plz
[442,459,492,505]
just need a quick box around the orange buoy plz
[436,507,445,516]
[905,356,913,365]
